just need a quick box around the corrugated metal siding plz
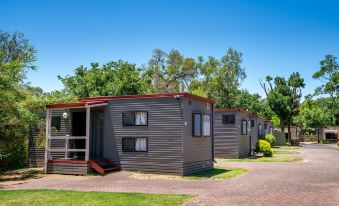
[28,125,45,168]
[50,109,71,136]
[182,98,213,175]
[250,117,259,149]
[237,113,250,158]
[214,111,250,158]
[105,98,184,175]
[214,111,239,158]
[47,162,88,175]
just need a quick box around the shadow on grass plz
[0,168,44,182]
[185,166,248,180]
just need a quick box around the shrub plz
[264,134,276,146]
[256,140,273,157]
[337,141,339,147]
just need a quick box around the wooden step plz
[88,159,120,175]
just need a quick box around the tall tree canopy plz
[147,49,199,93]
[260,72,305,143]
[190,48,247,108]
[58,61,152,98]
[313,54,339,125]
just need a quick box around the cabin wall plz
[249,117,259,149]
[238,113,250,158]
[106,97,184,175]
[182,97,213,175]
[214,112,240,158]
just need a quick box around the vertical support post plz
[44,108,51,173]
[85,105,90,161]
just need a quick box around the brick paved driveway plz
[2,144,339,206]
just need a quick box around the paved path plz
[2,144,339,206]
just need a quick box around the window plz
[193,113,211,137]
[203,114,211,136]
[259,124,263,135]
[51,116,61,131]
[193,113,202,137]
[122,137,147,152]
[264,123,267,130]
[222,114,235,124]
[270,127,273,134]
[241,120,248,135]
[122,111,148,126]
[250,120,255,127]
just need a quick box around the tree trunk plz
[280,118,285,132]
[287,119,291,145]
[317,128,320,143]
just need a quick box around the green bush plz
[337,141,339,147]
[264,134,276,145]
[256,140,273,157]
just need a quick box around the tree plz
[260,72,305,144]
[190,48,246,108]
[313,54,339,125]
[233,90,274,119]
[58,60,152,98]
[0,30,37,170]
[296,96,332,142]
[147,49,199,93]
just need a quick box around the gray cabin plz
[214,109,251,158]
[44,93,214,176]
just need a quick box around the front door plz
[72,111,86,136]
[90,110,104,158]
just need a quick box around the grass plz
[272,146,302,150]
[0,190,194,206]
[0,168,44,182]
[273,150,300,154]
[226,156,303,162]
[184,166,248,180]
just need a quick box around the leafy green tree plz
[0,30,36,170]
[190,48,246,108]
[313,54,339,125]
[295,95,332,142]
[233,90,274,119]
[260,72,305,144]
[147,49,199,93]
[58,61,152,98]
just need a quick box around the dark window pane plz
[250,120,255,127]
[222,115,235,124]
[264,124,267,129]
[122,138,135,152]
[122,112,135,126]
[51,116,61,130]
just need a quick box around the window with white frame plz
[122,111,148,126]
[193,113,211,137]
[203,114,211,136]
[122,137,147,152]
[241,120,248,135]
[193,113,202,137]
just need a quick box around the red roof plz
[46,92,214,108]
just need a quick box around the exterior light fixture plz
[62,112,68,119]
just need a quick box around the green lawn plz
[273,150,300,154]
[184,166,248,180]
[272,146,302,150]
[226,156,303,162]
[0,190,194,206]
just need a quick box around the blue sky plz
[1,0,338,97]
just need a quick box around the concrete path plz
[2,144,339,206]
